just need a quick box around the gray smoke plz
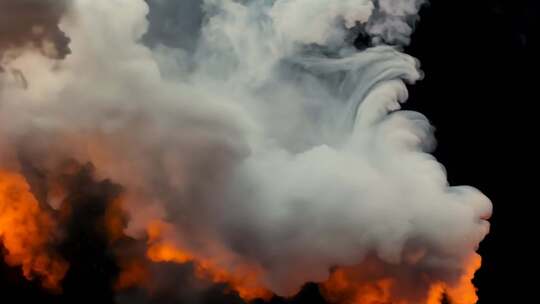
[367,0,428,45]
[0,0,491,303]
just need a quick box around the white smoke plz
[367,0,428,45]
[0,0,491,301]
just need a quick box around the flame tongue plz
[144,220,272,301]
[0,171,68,291]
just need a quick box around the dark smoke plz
[1,161,122,303]
[55,163,122,303]
[0,158,314,304]
[0,0,70,64]
[0,158,350,304]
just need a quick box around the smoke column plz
[0,0,491,303]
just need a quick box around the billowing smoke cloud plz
[0,0,491,303]
[367,0,428,45]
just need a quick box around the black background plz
[1,0,538,303]
[406,0,538,303]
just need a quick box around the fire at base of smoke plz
[0,1,491,304]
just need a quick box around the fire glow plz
[0,171,68,291]
[0,1,491,304]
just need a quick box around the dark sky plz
[1,0,538,303]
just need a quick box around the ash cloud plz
[0,0,491,303]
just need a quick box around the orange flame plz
[322,254,483,304]
[429,254,482,304]
[0,171,68,290]
[115,258,149,290]
[322,269,404,304]
[145,221,272,301]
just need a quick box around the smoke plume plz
[0,1,491,303]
